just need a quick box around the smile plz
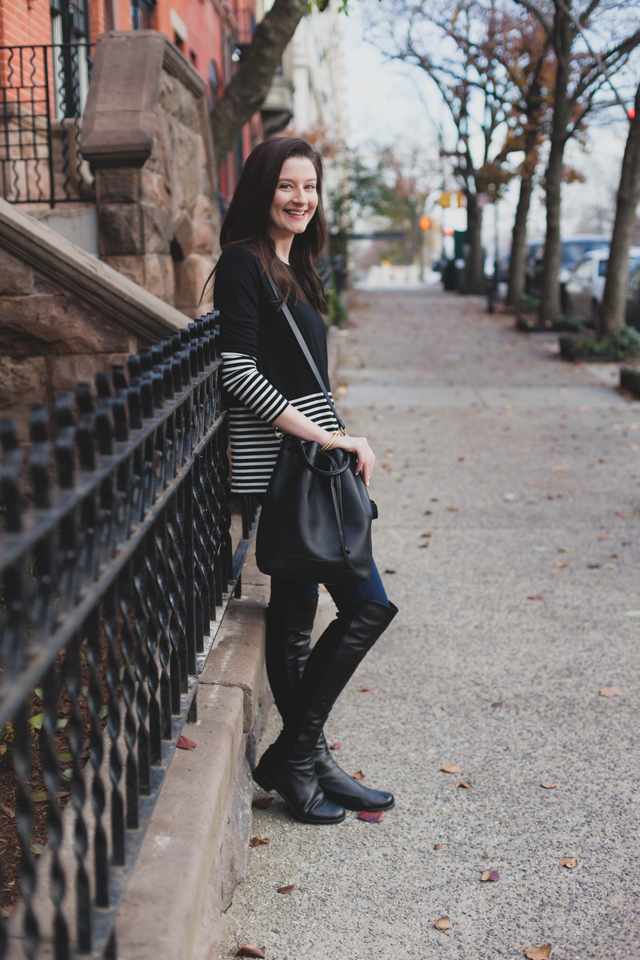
[284,209,307,218]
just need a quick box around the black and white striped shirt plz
[214,246,339,494]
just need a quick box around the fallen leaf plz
[552,465,567,471]
[456,781,472,789]
[353,770,365,781]
[491,701,502,708]
[384,568,397,574]
[615,510,626,517]
[598,535,612,540]
[434,916,450,931]
[541,783,557,789]
[0,803,15,819]
[557,547,577,553]
[533,546,548,551]
[480,870,499,882]
[527,594,544,600]
[434,843,441,850]
[235,945,265,958]
[440,764,462,774]
[358,810,385,823]
[248,837,269,847]
[599,687,625,697]
[418,542,429,548]
[602,563,616,569]
[360,686,372,692]
[424,509,432,515]
[523,944,551,960]
[276,885,294,896]
[447,506,458,512]
[503,493,516,501]
[588,563,601,569]
[421,531,432,537]
[252,797,273,809]
[329,742,341,751]
[623,610,640,617]
[611,553,622,558]
[176,735,196,750]
[554,561,567,568]
[560,857,577,868]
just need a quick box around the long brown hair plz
[213,137,327,311]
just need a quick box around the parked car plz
[527,235,610,303]
[524,238,544,295]
[567,247,640,324]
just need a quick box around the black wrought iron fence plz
[0,44,94,207]
[0,314,260,959]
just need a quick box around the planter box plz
[620,367,640,397]
[559,335,618,362]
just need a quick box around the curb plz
[116,558,271,960]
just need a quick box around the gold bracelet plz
[320,431,340,454]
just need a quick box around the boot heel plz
[253,768,276,794]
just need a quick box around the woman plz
[213,137,398,826]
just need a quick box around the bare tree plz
[598,80,640,336]
[212,0,317,161]
[370,0,519,292]
[512,0,640,322]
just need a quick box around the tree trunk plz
[212,0,308,161]
[598,81,640,338]
[507,170,535,307]
[464,193,485,293]
[539,7,572,323]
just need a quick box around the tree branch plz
[211,0,309,161]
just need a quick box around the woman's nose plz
[292,187,306,204]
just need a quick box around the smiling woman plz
[212,137,397,827]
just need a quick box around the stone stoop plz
[115,558,272,960]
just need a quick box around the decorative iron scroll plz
[0,315,259,959]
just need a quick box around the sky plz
[340,0,633,255]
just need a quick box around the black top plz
[213,244,339,494]
[214,245,331,397]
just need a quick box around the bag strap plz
[267,276,346,433]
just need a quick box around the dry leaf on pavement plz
[599,687,625,697]
[434,917,450,930]
[554,561,567,568]
[434,843,441,850]
[252,797,273,809]
[276,885,294,895]
[440,764,462,774]
[492,701,502,708]
[541,783,557,789]
[360,686,372,692]
[523,945,551,960]
[384,568,397,574]
[329,742,341,750]
[447,506,458,512]
[176,735,197,750]
[560,857,578,868]
[353,770,365,781]
[480,870,500,882]
[235,946,265,959]
[358,810,385,823]
[456,781,472,789]
[248,837,269,847]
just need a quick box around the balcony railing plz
[0,316,260,958]
[0,44,94,207]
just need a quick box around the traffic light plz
[420,216,432,230]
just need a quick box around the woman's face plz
[268,156,318,240]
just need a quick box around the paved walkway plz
[219,289,640,960]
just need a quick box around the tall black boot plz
[313,733,395,812]
[256,601,398,820]
[255,595,345,825]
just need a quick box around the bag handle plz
[267,277,346,433]
[295,438,351,477]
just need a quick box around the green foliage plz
[326,286,347,327]
[560,326,640,361]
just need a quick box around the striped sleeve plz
[221,352,290,424]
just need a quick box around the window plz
[131,0,155,30]
[574,258,593,280]
[208,60,219,112]
[598,260,608,278]
[50,0,90,118]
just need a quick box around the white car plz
[565,246,640,323]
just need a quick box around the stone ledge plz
[116,684,245,960]
[200,583,268,733]
[0,198,189,342]
[116,556,270,960]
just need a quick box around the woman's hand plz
[333,434,375,486]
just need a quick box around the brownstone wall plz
[0,246,138,439]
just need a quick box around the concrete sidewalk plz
[219,289,640,960]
